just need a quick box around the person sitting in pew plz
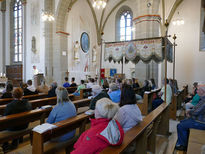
[71,98,124,154]
[63,77,70,88]
[185,93,200,111]
[48,82,58,97]
[132,78,140,89]
[89,85,110,110]
[73,80,86,96]
[108,83,121,103]
[47,87,76,141]
[115,84,142,132]
[3,88,32,151]
[37,80,49,94]
[86,78,95,88]
[152,78,172,110]
[70,77,77,87]
[175,86,205,151]
[24,80,38,96]
[1,83,13,99]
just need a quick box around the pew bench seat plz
[0,126,33,144]
[187,129,205,154]
[0,108,52,144]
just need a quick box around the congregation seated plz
[108,83,121,103]
[114,84,142,132]
[71,98,124,153]
[1,83,13,99]
[47,87,77,142]
[63,77,70,88]
[152,78,172,110]
[184,82,198,103]
[3,88,32,151]
[48,82,58,97]
[150,78,157,90]
[132,78,140,89]
[24,80,38,96]
[140,80,151,96]
[102,79,109,90]
[36,80,49,93]
[73,80,86,96]
[89,85,110,110]
[70,77,77,87]
[175,86,205,151]
[185,92,200,111]
[86,78,95,88]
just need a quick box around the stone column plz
[44,0,54,83]
[22,0,27,82]
[1,1,6,73]
[133,0,161,84]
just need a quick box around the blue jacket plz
[63,82,70,88]
[47,101,77,141]
[108,89,121,103]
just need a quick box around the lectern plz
[33,73,44,88]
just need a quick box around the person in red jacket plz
[71,98,124,154]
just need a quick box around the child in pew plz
[114,84,142,132]
[71,98,124,154]
[47,87,77,142]
[175,86,205,151]
[3,88,32,151]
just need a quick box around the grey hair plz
[96,98,119,119]
[55,87,70,104]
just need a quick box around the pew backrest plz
[0,97,91,115]
[0,93,48,105]
[32,113,93,154]
[100,103,169,154]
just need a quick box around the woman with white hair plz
[47,87,76,141]
[72,98,124,154]
[175,86,205,151]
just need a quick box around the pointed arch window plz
[120,10,132,41]
[13,0,23,62]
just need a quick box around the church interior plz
[0,0,205,153]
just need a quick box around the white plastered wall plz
[25,0,45,81]
[103,0,137,79]
[65,0,98,84]
[167,0,205,89]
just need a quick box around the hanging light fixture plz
[41,11,55,22]
[92,0,107,9]
[172,12,184,26]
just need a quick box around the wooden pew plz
[66,87,77,94]
[101,103,170,154]
[0,97,91,115]
[187,129,205,154]
[74,88,92,100]
[0,93,48,105]
[134,87,143,95]
[137,89,161,115]
[32,113,93,154]
[0,108,52,144]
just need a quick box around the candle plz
[0,73,2,77]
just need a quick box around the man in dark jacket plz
[89,85,110,110]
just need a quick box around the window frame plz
[115,6,133,42]
[13,0,23,63]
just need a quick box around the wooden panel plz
[187,129,205,154]
[6,64,23,86]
